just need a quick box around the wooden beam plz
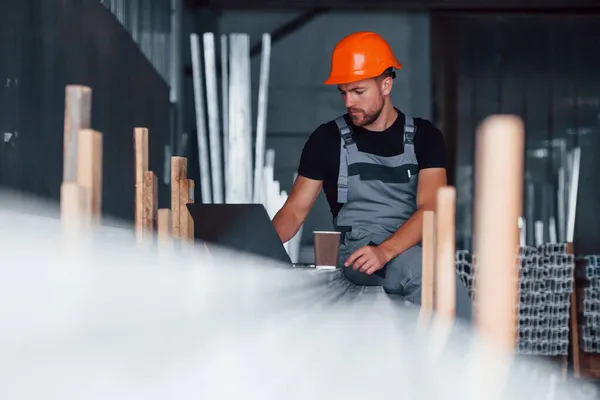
[77,129,103,222]
[142,171,158,242]
[187,179,196,242]
[63,85,92,182]
[170,157,188,240]
[435,187,456,321]
[421,210,436,316]
[61,86,92,229]
[474,115,523,353]
[157,209,173,249]
[134,128,149,242]
[179,177,190,241]
[60,182,91,233]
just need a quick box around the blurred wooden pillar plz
[61,85,93,231]
[171,156,188,240]
[63,85,92,182]
[77,129,103,222]
[421,210,436,316]
[134,128,149,242]
[142,171,158,241]
[436,187,456,321]
[187,179,195,241]
[61,128,102,233]
[157,209,173,250]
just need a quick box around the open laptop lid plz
[186,203,292,266]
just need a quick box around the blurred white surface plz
[0,190,596,400]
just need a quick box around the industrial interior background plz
[1,0,599,260]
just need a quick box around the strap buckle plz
[340,127,353,147]
[335,116,355,147]
[404,116,416,145]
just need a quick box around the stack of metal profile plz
[456,243,574,356]
[581,255,600,353]
[188,30,304,263]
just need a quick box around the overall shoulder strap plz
[334,115,354,203]
[403,115,416,146]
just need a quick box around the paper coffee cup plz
[313,231,341,270]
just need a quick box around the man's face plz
[338,77,390,127]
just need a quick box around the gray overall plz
[333,114,472,321]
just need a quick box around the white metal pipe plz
[266,180,280,219]
[253,34,272,203]
[170,0,182,104]
[262,166,274,209]
[203,33,224,204]
[226,34,239,203]
[548,217,557,244]
[190,33,212,203]
[566,147,581,243]
[288,172,303,262]
[518,216,525,247]
[220,34,229,201]
[227,34,253,203]
[557,167,565,243]
[240,35,254,202]
[271,181,281,218]
[280,190,290,254]
[534,221,544,247]
[265,149,275,169]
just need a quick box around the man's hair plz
[377,67,396,81]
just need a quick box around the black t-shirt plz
[297,109,446,219]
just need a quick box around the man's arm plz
[378,168,447,261]
[272,176,323,244]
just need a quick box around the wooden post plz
[421,210,436,318]
[187,179,196,241]
[63,85,92,182]
[179,177,190,241]
[171,157,187,240]
[474,115,523,353]
[157,209,172,249]
[142,171,158,242]
[427,189,456,359]
[464,116,523,400]
[134,128,149,242]
[77,129,103,222]
[60,182,91,233]
[435,187,456,321]
[61,85,92,227]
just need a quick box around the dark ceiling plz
[187,0,600,11]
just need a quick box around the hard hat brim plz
[324,62,402,85]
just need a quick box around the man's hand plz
[344,245,391,275]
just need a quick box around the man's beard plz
[348,99,384,127]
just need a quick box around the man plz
[273,32,471,318]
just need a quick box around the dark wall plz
[437,12,600,255]
[0,0,171,222]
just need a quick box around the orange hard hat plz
[324,32,402,85]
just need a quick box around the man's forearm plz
[378,209,424,262]
[272,207,302,244]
